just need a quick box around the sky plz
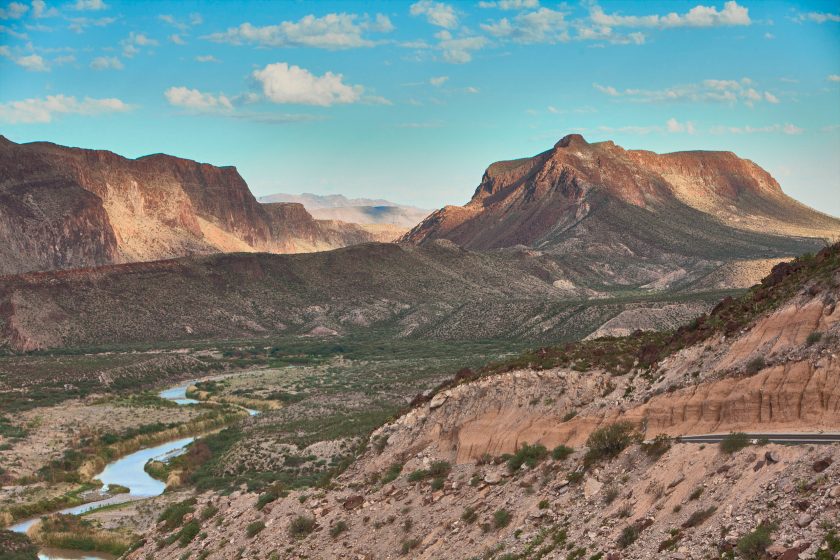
[0,0,839,215]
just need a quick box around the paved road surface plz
[678,433,840,445]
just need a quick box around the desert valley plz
[1,1,839,560]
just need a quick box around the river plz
[8,379,226,560]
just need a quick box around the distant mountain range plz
[405,134,839,290]
[0,137,395,276]
[258,192,430,229]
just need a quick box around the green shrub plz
[381,463,403,484]
[428,461,451,477]
[177,520,201,547]
[407,469,428,483]
[430,477,444,491]
[401,538,421,554]
[688,487,703,501]
[603,485,619,505]
[584,422,639,464]
[806,331,823,346]
[246,521,265,539]
[681,506,716,528]
[461,507,477,524]
[199,505,218,521]
[562,410,577,422]
[552,444,574,461]
[617,525,639,548]
[330,520,348,538]
[745,356,765,374]
[289,516,315,538]
[720,432,750,454]
[737,522,777,560]
[538,500,550,509]
[158,498,197,531]
[493,509,512,529]
[507,442,548,472]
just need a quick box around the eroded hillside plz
[127,245,840,560]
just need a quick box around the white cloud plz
[90,55,122,70]
[169,33,185,44]
[32,0,58,18]
[0,94,131,123]
[195,54,219,63]
[67,15,114,32]
[710,123,804,135]
[410,0,457,28]
[828,75,840,82]
[165,86,233,112]
[121,31,158,56]
[794,12,840,24]
[482,7,568,43]
[547,105,559,113]
[73,0,107,10]
[16,53,48,71]
[666,117,696,134]
[253,62,365,106]
[433,30,488,63]
[478,0,539,9]
[0,1,27,19]
[593,78,779,106]
[204,13,393,49]
[429,75,448,86]
[0,23,27,38]
[464,86,479,93]
[590,1,751,29]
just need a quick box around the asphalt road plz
[677,433,840,445]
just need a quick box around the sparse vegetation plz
[617,525,639,548]
[288,516,315,538]
[745,356,765,374]
[681,506,716,528]
[552,444,574,460]
[720,432,750,454]
[507,443,548,472]
[246,521,265,539]
[641,434,672,459]
[584,422,639,464]
[736,522,777,560]
[330,520,348,538]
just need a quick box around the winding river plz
[8,380,227,560]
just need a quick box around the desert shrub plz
[177,520,201,547]
[507,442,548,472]
[641,434,672,459]
[562,410,577,422]
[0,529,38,560]
[681,506,716,528]
[815,529,840,560]
[552,444,574,460]
[158,498,197,531]
[330,520,348,538]
[289,516,315,538]
[538,499,550,509]
[428,461,451,477]
[246,521,265,539]
[745,356,765,374]
[736,522,777,560]
[584,422,639,464]
[567,471,584,484]
[688,487,704,501]
[381,463,403,484]
[493,509,512,529]
[720,432,750,454]
[199,505,218,521]
[430,477,444,491]
[407,469,428,483]
[603,485,619,505]
[401,538,421,554]
[806,331,823,346]
[617,525,639,548]
[461,507,477,524]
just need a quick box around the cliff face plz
[0,137,395,275]
[404,134,839,257]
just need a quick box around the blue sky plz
[1,0,838,215]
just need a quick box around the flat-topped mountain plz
[0,137,388,275]
[259,192,430,230]
[404,134,839,288]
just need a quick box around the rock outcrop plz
[0,137,393,275]
[404,134,839,289]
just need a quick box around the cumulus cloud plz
[829,75,840,82]
[121,31,158,57]
[32,0,58,18]
[169,33,185,44]
[711,123,803,135]
[90,55,122,70]
[482,7,568,43]
[165,86,233,112]
[0,94,131,123]
[204,13,393,49]
[0,1,27,19]
[434,30,488,62]
[593,78,780,106]
[195,54,219,63]
[252,62,365,106]
[590,1,750,29]
[478,0,539,9]
[410,0,457,28]
[73,0,107,10]
[16,53,48,71]
[794,11,840,24]
[665,117,696,134]
[429,75,448,86]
